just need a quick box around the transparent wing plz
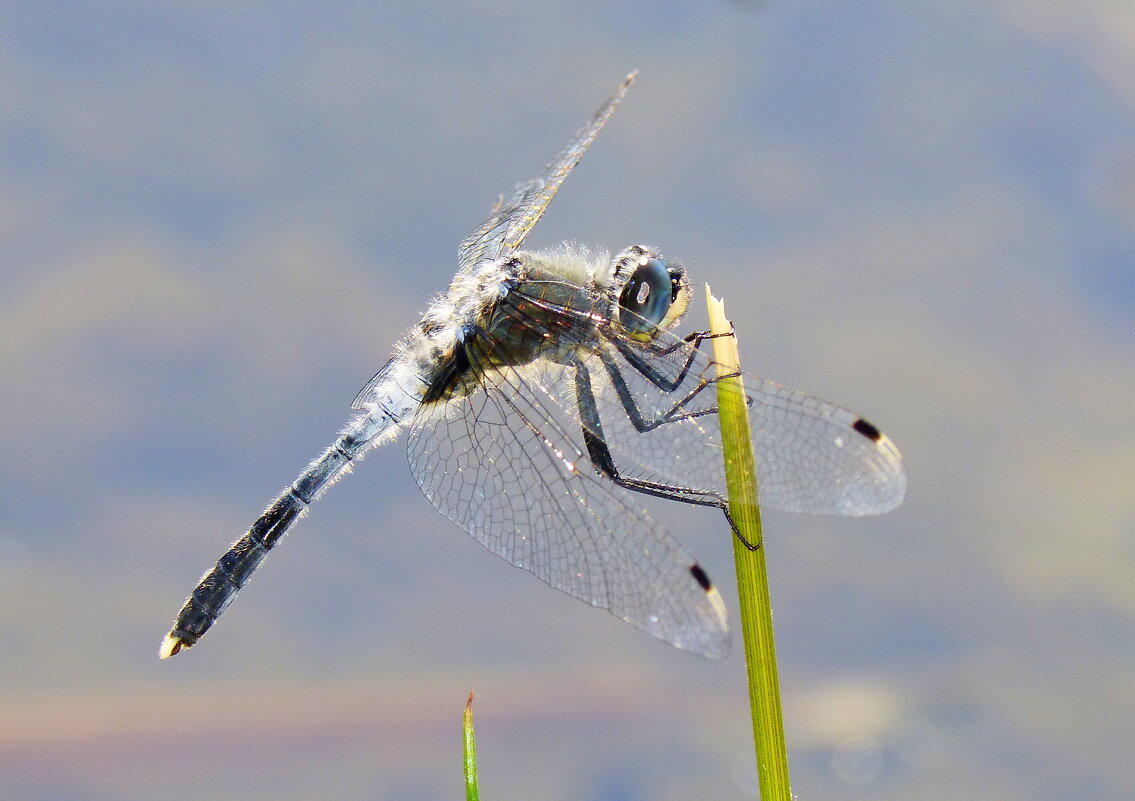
[498,279,908,516]
[351,356,396,411]
[456,72,637,273]
[405,339,731,659]
[587,345,907,515]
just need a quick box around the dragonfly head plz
[610,245,691,342]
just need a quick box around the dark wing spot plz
[689,563,713,592]
[852,417,883,442]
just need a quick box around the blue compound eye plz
[619,258,672,336]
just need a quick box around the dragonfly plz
[160,72,906,661]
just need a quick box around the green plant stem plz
[706,288,792,801]
[463,693,480,801]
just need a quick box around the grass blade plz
[463,692,480,801]
[706,287,793,801]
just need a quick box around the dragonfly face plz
[160,73,906,661]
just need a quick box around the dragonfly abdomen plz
[159,407,403,658]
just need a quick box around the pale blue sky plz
[1,2,1133,800]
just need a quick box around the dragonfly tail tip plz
[158,633,185,659]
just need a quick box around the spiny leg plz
[571,358,758,551]
[610,328,731,393]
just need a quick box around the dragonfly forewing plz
[457,72,637,274]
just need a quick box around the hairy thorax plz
[411,249,611,405]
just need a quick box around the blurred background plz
[2,2,1133,800]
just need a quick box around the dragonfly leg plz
[599,346,746,433]
[610,328,732,392]
[572,359,757,549]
